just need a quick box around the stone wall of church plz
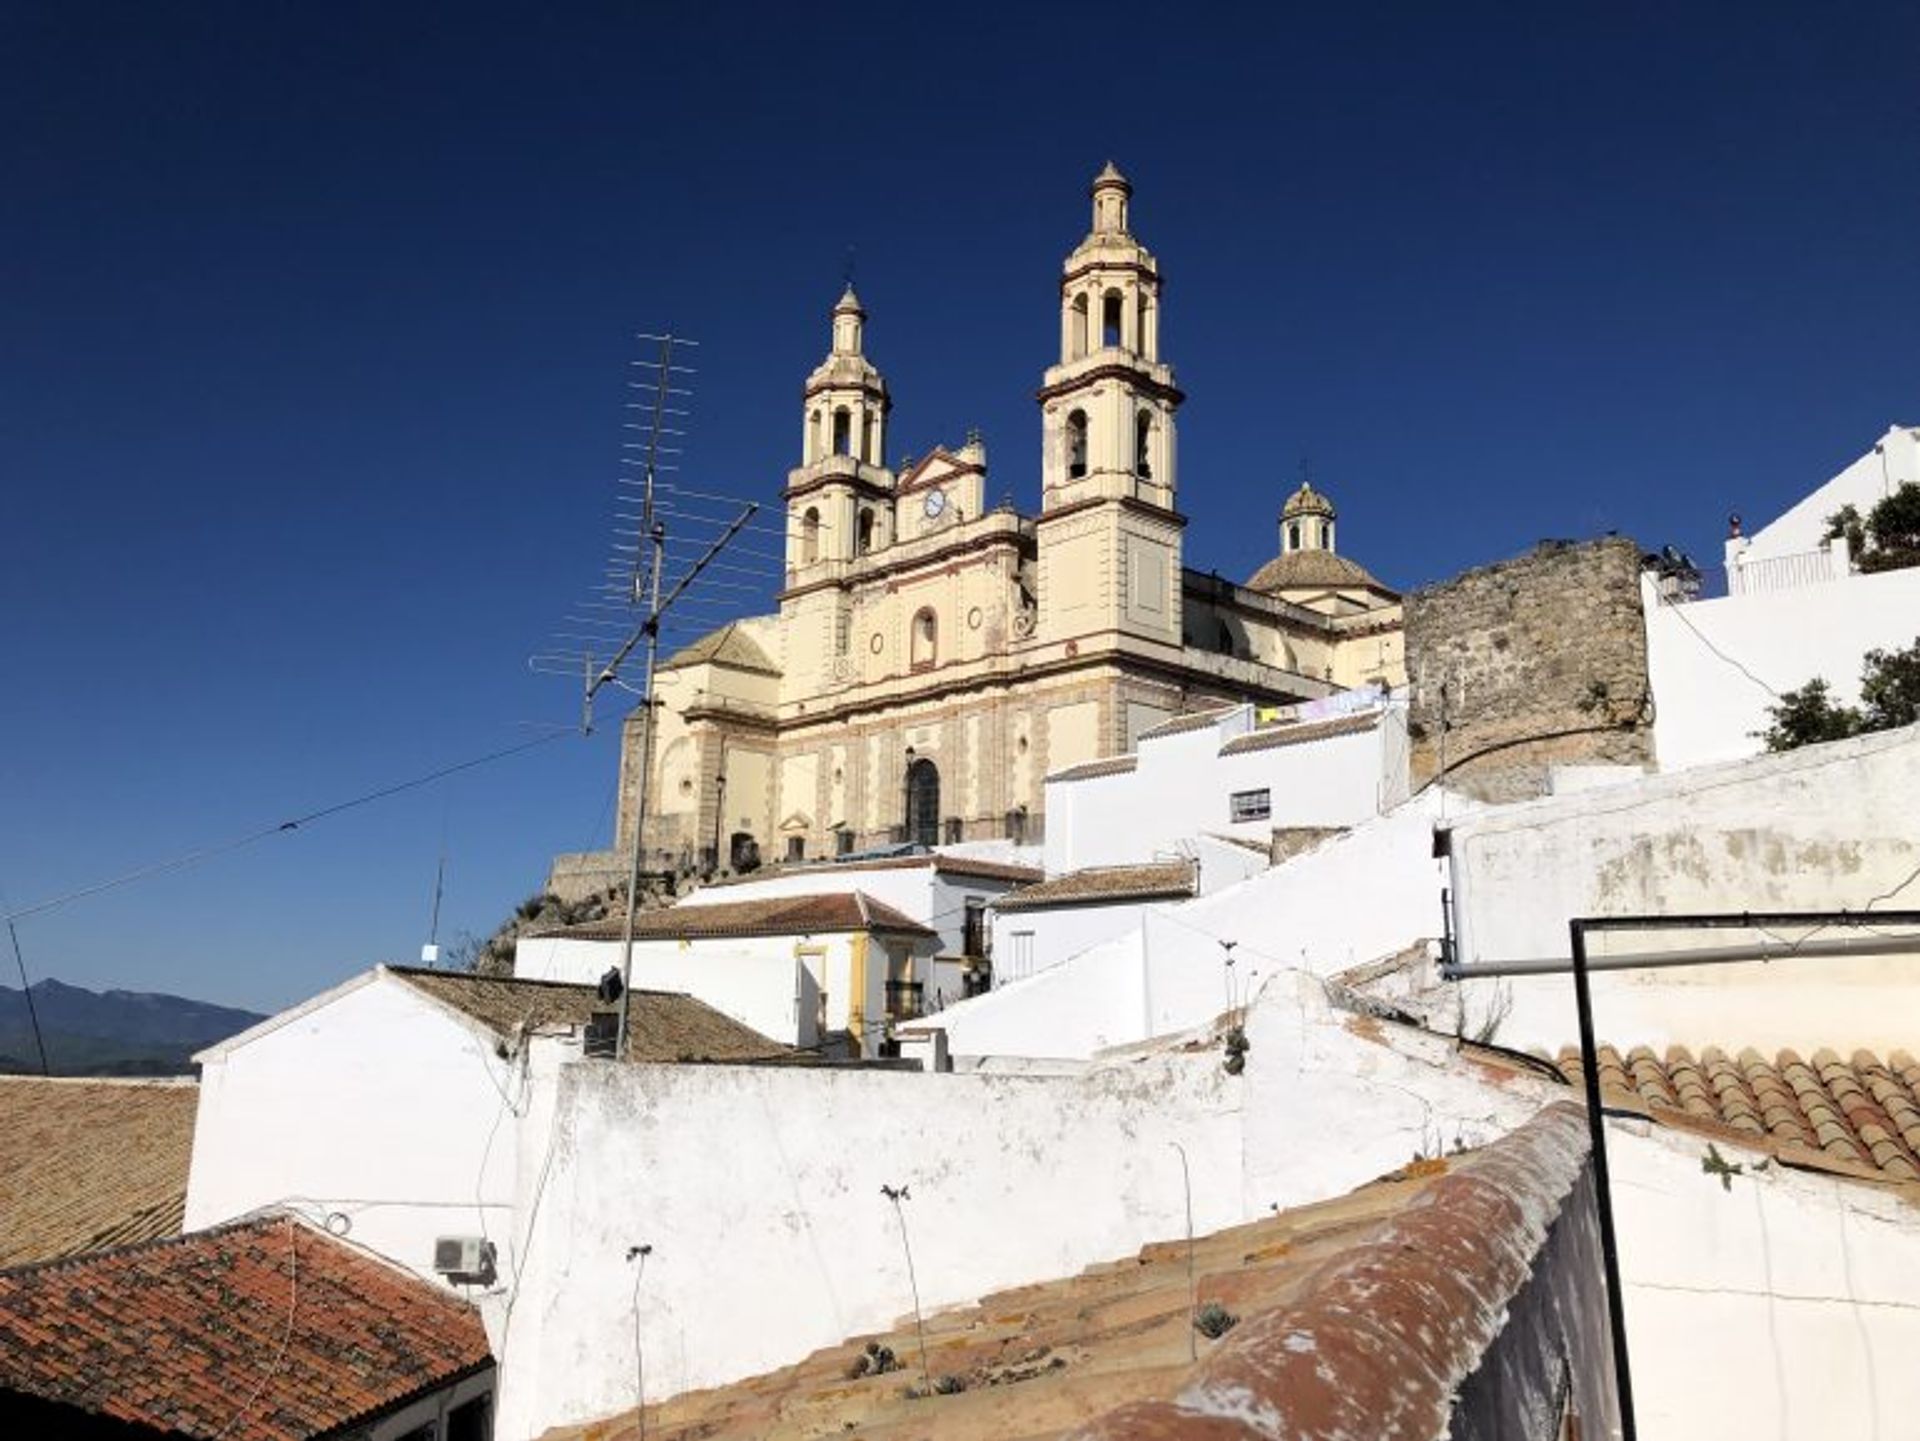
[1404,538,1653,803]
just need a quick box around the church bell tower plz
[1034,165,1185,649]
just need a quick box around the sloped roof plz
[0,1076,197,1268]
[991,861,1196,912]
[542,1104,1592,1441]
[1216,709,1383,756]
[0,1215,491,1440]
[1247,548,1396,597]
[660,622,779,675]
[536,891,937,941]
[1135,706,1238,742]
[1562,1043,1920,1184]
[700,853,1041,890]
[386,969,786,1063]
[1048,755,1139,783]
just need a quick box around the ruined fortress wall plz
[1405,538,1653,802]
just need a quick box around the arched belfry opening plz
[1102,290,1123,349]
[832,408,852,457]
[905,757,940,848]
[1066,410,1088,479]
[1070,293,1089,360]
[1135,410,1153,479]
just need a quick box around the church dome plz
[662,622,779,674]
[1247,548,1395,597]
[1281,481,1335,520]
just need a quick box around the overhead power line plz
[2,729,572,926]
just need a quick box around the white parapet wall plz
[1645,564,1920,772]
[1446,723,1920,1055]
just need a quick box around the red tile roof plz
[540,1104,1594,1441]
[538,890,936,941]
[1563,1044,1920,1184]
[0,1215,492,1440]
[990,861,1197,912]
[0,1077,197,1267]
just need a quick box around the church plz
[615,164,1404,871]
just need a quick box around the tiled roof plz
[1560,1044,1920,1184]
[0,1077,197,1268]
[1047,755,1138,783]
[1216,709,1382,756]
[387,969,787,1063]
[535,891,937,941]
[542,1104,1591,1441]
[1246,547,1398,597]
[1135,707,1239,742]
[660,622,780,675]
[990,861,1196,912]
[0,1215,491,1440]
[700,853,1042,889]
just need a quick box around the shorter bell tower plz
[785,286,895,579]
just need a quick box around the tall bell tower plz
[1038,163,1181,512]
[785,285,895,580]
[1035,165,1185,649]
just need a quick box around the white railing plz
[1727,543,1845,597]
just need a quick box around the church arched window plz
[1134,410,1153,479]
[1288,521,1301,552]
[861,410,874,463]
[1066,410,1088,479]
[857,508,875,555]
[910,607,938,670]
[1322,519,1334,550]
[1102,290,1123,349]
[802,507,821,564]
[808,409,822,463]
[832,408,851,457]
[1069,293,1089,360]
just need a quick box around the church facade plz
[613,165,1404,872]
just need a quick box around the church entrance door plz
[905,758,940,848]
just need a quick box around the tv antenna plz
[527,330,770,1056]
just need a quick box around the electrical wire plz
[1660,599,1780,699]
[3,729,573,926]
[3,912,50,1076]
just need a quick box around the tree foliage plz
[1760,636,1920,751]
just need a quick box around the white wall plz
[938,796,1454,1061]
[1742,424,1918,562]
[1044,703,1407,874]
[1609,1116,1920,1441]
[990,898,1158,988]
[492,1051,1247,1440]
[1645,565,1920,772]
[185,973,530,1289]
[516,933,814,1044]
[1447,725,1920,1055]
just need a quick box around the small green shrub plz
[1193,1302,1239,1339]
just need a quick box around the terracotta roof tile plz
[1048,755,1138,783]
[1215,710,1382,756]
[539,1104,1591,1441]
[0,1215,491,1439]
[1561,1043,1920,1183]
[387,969,787,1063]
[536,891,936,941]
[1135,708,1238,742]
[990,861,1198,912]
[0,1077,197,1268]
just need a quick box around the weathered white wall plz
[1044,703,1407,874]
[1609,1116,1920,1441]
[492,1053,1247,1440]
[939,797,1453,1061]
[186,973,528,1288]
[990,897,1158,988]
[1448,725,1920,1055]
[1644,566,1920,772]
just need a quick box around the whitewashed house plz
[185,966,780,1289]
[514,892,942,1057]
[1043,696,1409,874]
[1645,424,1920,770]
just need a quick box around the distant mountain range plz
[0,979,265,1076]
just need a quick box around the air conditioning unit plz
[433,1236,493,1278]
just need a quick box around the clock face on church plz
[922,488,946,519]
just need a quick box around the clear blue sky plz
[4,3,1917,1012]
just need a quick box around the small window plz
[1066,410,1088,480]
[911,607,938,669]
[1011,930,1035,980]
[1134,411,1153,479]
[835,827,854,857]
[832,407,851,456]
[1229,789,1272,823]
[1288,522,1301,551]
[857,508,875,554]
[802,507,821,564]
[943,817,963,845]
[1102,290,1123,348]
[962,898,986,957]
[1069,293,1089,359]
[834,607,852,655]
[786,835,806,862]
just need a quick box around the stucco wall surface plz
[185,976,525,1288]
[1448,724,1920,1054]
[940,796,1454,1060]
[1742,425,1918,562]
[1609,1117,1920,1441]
[1644,566,1920,771]
[492,1053,1246,1440]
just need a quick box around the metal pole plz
[615,515,666,1058]
[1570,919,1637,1441]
